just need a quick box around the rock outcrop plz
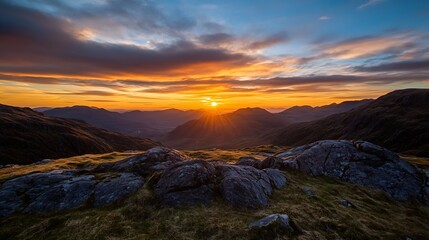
[100,147,191,176]
[0,147,288,216]
[264,140,428,203]
[154,160,216,206]
[0,170,143,216]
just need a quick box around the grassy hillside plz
[0,104,160,164]
[1,148,428,240]
[272,89,429,157]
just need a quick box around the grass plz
[1,147,428,239]
[401,155,429,169]
[0,152,143,182]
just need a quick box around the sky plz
[0,0,428,111]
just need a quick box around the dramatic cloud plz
[355,59,429,72]
[323,34,418,59]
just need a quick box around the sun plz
[211,101,218,107]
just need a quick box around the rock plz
[236,157,262,169]
[108,147,191,176]
[218,165,273,208]
[261,156,283,169]
[274,140,427,203]
[303,187,316,197]
[154,160,216,206]
[263,169,287,189]
[339,199,354,208]
[248,214,299,239]
[24,174,95,213]
[94,173,144,207]
[0,170,144,216]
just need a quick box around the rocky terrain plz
[1,142,428,239]
[272,89,429,157]
[0,104,160,165]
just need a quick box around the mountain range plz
[0,105,160,164]
[271,89,429,157]
[43,107,203,139]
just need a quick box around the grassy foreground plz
[0,147,428,240]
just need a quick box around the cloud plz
[319,16,330,21]
[8,0,196,43]
[2,72,428,94]
[246,32,288,49]
[322,34,418,59]
[198,32,288,51]
[0,2,256,78]
[357,0,384,10]
[354,59,429,72]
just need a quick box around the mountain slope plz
[166,108,289,149]
[0,104,160,164]
[271,89,429,157]
[279,99,372,123]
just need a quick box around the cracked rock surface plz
[269,140,427,203]
[0,170,143,217]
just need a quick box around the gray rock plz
[274,140,426,203]
[218,165,273,208]
[236,157,262,169]
[263,169,287,189]
[303,187,316,197]
[108,147,191,176]
[248,214,299,239]
[339,199,354,208]
[94,173,144,207]
[154,160,215,206]
[0,170,144,216]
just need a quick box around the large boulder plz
[0,170,144,216]
[271,140,427,203]
[218,165,285,208]
[107,147,191,176]
[154,160,216,206]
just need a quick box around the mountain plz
[166,107,289,149]
[43,106,203,138]
[121,109,204,131]
[0,104,160,164]
[279,99,373,123]
[271,89,429,157]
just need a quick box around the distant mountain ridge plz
[165,107,289,149]
[0,104,160,164]
[44,106,204,139]
[271,89,429,157]
[279,99,373,123]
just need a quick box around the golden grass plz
[401,155,429,169]
[0,151,144,182]
[0,148,428,239]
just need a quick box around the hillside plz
[272,89,429,157]
[166,108,289,149]
[0,104,160,164]
[279,99,372,123]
